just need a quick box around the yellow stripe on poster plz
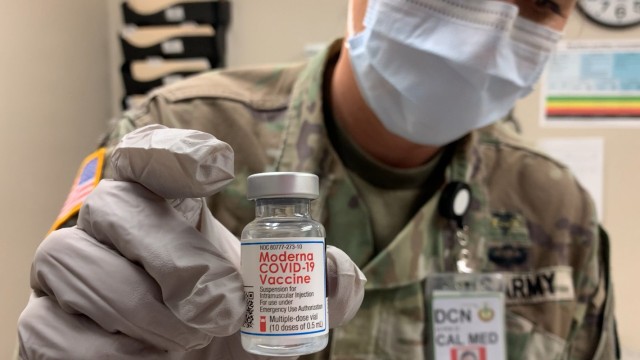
[547,102,640,109]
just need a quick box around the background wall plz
[0,1,111,358]
[2,1,639,359]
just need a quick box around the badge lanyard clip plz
[428,182,507,360]
[438,181,473,273]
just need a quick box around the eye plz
[533,0,563,15]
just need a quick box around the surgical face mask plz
[347,0,562,146]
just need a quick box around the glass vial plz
[241,172,329,357]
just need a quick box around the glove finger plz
[31,227,212,351]
[326,245,366,328]
[199,202,240,270]
[111,124,234,199]
[165,195,240,270]
[77,180,245,337]
[168,197,204,229]
[18,294,179,360]
[167,196,240,270]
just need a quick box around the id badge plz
[427,273,507,360]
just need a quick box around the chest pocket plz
[507,311,566,360]
[478,211,575,360]
[502,269,576,360]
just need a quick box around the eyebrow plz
[533,0,563,15]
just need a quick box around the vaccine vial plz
[241,172,328,357]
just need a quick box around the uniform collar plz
[275,40,339,175]
[276,39,492,289]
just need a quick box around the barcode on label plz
[244,291,254,328]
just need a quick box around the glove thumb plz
[111,124,234,199]
[112,124,242,270]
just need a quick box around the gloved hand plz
[18,125,366,360]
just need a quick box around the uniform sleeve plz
[51,97,161,231]
[51,83,279,234]
[567,226,619,359]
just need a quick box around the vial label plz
[241,238,327,339]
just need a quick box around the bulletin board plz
[542,40,640,127]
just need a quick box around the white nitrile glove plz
[18,125,366,360]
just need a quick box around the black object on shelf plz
[121,58,212,95]
[120,27,220,64]
[119,0,230,108]
[122,1,231,27]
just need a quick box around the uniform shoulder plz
[143,61,307,111]
[476,123,596,226]
[478,122,568,172]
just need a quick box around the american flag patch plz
[49,148,106,233]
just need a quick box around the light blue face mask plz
[347,0,562,146]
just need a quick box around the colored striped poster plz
[543,40,640,127]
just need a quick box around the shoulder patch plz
[479,123,571,173]
[49,148,106,233]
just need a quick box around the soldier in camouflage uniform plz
[18,0,618,359]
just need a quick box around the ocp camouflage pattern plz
[84,40,618,359]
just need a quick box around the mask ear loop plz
[347,0,378,40]
[347,0,356,39]
[345,0,358,51]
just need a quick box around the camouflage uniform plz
[58,42,617,359]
